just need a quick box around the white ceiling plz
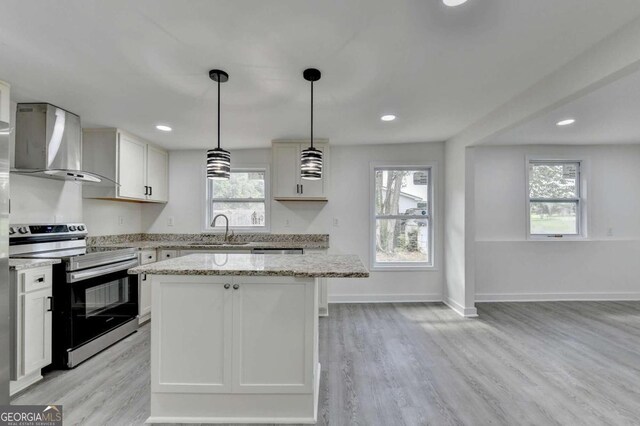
[2,0,640,150]
[486,67,640,145]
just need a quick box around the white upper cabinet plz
[146,144,169,202]
[83,128,169,203]
[118,133,147,199]
[272,140,329,201]
[0,80,10,124]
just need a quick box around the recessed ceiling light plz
[156,125,172,132]
[556,118,575,127]
[443,0,468,6]
[381,115,396,122]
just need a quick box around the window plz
[206,168,269,231]
[527,160,583,237]
[371,166,433,269]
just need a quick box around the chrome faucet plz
[211,214,234,242]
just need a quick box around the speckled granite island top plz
[9,258,61,271]
[128,253,369,278]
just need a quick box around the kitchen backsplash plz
[86,233,330,245]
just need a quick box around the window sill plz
[202,227,271,234]
[371,265,438,272]
[527,235,587,241]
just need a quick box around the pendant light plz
[207,69,231,180]
[301,68,322,180]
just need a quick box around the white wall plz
[474,144,640,301]
[143,142,445,302]
[8,101,142,234]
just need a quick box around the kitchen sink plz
[188,242,249,246]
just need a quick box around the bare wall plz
[474,144,640,301]
[142,143,446,302]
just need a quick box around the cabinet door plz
[299,143,328,199]
[231,278,315,393]
[153,278,233,393]
[272,143,300,199]
[0,80,10,124]
[23,287,52,375]
[117,134,147,199]
[146,145,169,202]
[139,274,151,319]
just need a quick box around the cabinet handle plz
[149,186,153,196]
[47,296,54,312]
[35,276,45,283]
[147,255,153,259]
[301,184,303,194]
[296,184,299,194]
[144,186,149,195]
[233,284,239,290]
[142,274,147,281]
[224,283,231,289]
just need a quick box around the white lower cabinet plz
[138,249,157,324]
[150,275,318,423]
[10,266,53,395]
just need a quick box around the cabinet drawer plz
[22,268,52,293]
[140,250,157,265]
[159,249,178,260]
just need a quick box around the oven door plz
[67,259,138,348]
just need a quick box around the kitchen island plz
[129,253,368,424]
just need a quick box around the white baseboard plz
[444,297,478,318]
[475,292,640,302]
[328,294,442,304]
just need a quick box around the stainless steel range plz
[9,224,139,368]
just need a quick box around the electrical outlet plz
[285,219,291,228]
[333,217,339,227]
[167,217,174,227]
[607,227,613,237]
[118,216,124,226]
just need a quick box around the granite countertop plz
[129,253,369,278]
[92,240,329,250]
[9,258,61,271]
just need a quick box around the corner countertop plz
[91,240,329,251]
[9,258,61,271]
[128,253,369,278]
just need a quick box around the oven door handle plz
[67,259,139,283]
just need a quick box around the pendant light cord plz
[217,77,221,149]
[310,80,314,149]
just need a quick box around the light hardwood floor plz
[12,302,640,425]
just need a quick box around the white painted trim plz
[369,162,437,270]
[444,297,478,318]
[146,416,316,424]
[202,164,271,233]
[524,156,590,240]
[329,293,443,303]
[9,371,43,396]
[476,292,640,302]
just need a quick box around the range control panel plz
[9,223,87,237]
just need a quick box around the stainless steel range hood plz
[12,103,115,185]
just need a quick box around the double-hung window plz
[371,166,433,269]
[206,168,269,231]
[527,160,583,238]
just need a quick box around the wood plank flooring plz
[12,301,640,425]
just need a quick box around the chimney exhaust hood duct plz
[12,103,116,185]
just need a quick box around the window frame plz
[204,165,271,233]
[370,163,435,271]
[525,157,587,240]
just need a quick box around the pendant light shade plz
[301,68,322,180]
[207,69,231,180]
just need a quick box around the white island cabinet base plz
[147,274,320,424]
